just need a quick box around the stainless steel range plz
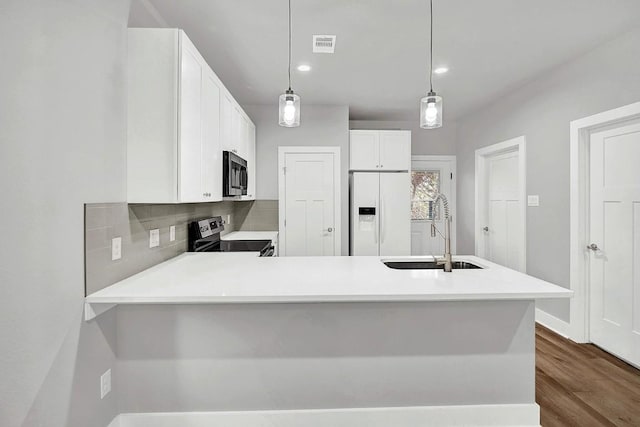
[188,216,274,257]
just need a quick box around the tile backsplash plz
[84,201,236,296]
[234,200,279,231]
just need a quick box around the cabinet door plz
[230,106,243,157]
[242,121,256,200]
[239,114,250,159]
[379,131,411,171]
[220,93,233,153]
[350,131,379,170]
[201,66,222,201]
[178,36,204,202]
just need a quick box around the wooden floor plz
[536,324,640,426]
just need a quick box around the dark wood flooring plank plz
[536,370,616,427]
[535,324,640,427]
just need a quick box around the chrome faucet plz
[430,193,453,272]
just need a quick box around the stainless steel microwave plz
[223,151,247,196]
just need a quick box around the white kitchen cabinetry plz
[241,121,256,200]
[128,28,256,203]
[221,92,256,201]
[349,130,411,171]
[127,28,222,203]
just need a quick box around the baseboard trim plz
[112,404,540,427]
[536,308,571,338]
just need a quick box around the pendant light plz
[279,0,300,127]
[420,0,443,129]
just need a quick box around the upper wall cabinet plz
[243,120,256,200]
[349,130,411,171]
[127,28,256,203]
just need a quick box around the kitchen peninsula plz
[87,254,570,426]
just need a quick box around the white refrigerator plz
[350,172,411,256]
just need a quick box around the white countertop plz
[85,253,572,305]
[222,231,278,241]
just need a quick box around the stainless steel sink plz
[383,260,483,270]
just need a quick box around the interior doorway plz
[410,155,456,256]
[475,137,527,273]
[570,101,640,368]
[278,147,341,256]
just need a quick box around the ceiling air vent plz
[313,35,336,53]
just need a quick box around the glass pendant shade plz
[420,93,443,129]
[279,90,300,127]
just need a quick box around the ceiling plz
[129,0,640,121]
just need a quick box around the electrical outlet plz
[100,369,111,399]
[226,214,231,226]
[527,195,540,207]
[149,229,160,248]
[169,225,176,242]
[111,237,122,260]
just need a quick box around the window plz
[411,170,440,220]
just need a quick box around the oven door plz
[261,246,275,257]
[223,151,248,196]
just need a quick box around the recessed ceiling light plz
[434,67,449,75]
[297,64,311,72]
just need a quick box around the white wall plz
[455,27,640,322]
[243,105,350,255]
[350,120,457,155]
[0,1,130,426]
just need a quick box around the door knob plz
[587,243,599,251]
[483,226,489,232]
[326,227,333,232]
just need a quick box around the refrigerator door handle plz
[374,203,378,244]
[380,193,384,244]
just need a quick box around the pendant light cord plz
[429,0,433,93]
[288,0,292,91]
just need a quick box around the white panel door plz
[379,172,411,256]
[284,153,336,256]
[351,173,380,256]
[484,151,523,270]
[589,122,640,367]
[178,37,204,202]
[410,159,454,256]
[379,131,410,171]
[350,131,379,170]
[201,67,221,201]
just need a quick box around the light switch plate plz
[169,225,176,242]
[149,229,160,248]
[527,195,540,207]
[100,369,111,399]
[111,237,122,261]
[226,214,231,226]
